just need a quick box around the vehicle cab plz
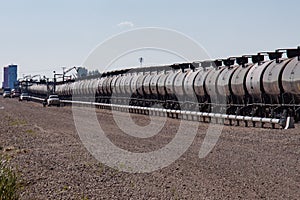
[45,95,60,107]
[11,89,20,98]
[3,91,11,98]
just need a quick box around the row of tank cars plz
[26,48,300,121]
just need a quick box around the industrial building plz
[2,64,18,89]
[3,67,9,88]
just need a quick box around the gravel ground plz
[0,97,299,199]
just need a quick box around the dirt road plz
[0,98,299,199]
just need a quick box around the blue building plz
[2,67,9,88]
[2,65,18,89]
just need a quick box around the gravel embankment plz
[0,98,299,199]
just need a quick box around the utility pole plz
[62,67,66,83]
[53,71,56,95]
[139,57,143,68]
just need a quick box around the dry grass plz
[0,155,20,200]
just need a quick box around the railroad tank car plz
[91,79,98,95]
[245,61,274,101]
[216,66,238,99]
[281,57,300,99]
[101,78,109,95]
[114,75,122,95]
[130,73,142,95]
[262,58,292,102]
[165,71,179,96]
[82,80,88,95]
[142,73,153,96]
[183,70,199,98]
[119,75,127,94]
[231,63,254,101]
[281,56,300,119]
[86,79,92,95]
[193,67,212,98]
[150,73,162,96]
[110,76,119,94]
[78,80,85,95]
[98,78,105,95]
[124,75,133,95]
[136,74,146,96]
[157,73,169,96]
[64,82,72,97]
[106,76,114,95]
[205,67,226,98]
[74,80,80,95]
[173,71,187,97]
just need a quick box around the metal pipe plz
[60,100,287,128]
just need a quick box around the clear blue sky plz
[0,0,299,83]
